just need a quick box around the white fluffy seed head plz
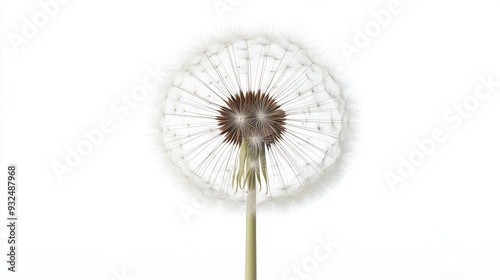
[154,28,354,214]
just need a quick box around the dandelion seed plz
[155,29,352,280]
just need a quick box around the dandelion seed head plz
[156,29,353,212]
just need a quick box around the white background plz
[1,0,500,279]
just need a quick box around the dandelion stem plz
[245,185,257,280]
[229,123,268,279]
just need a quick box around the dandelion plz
[155,29,351,279]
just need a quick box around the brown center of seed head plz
[216,90,287,147]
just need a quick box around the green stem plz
[245,186,256,280]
